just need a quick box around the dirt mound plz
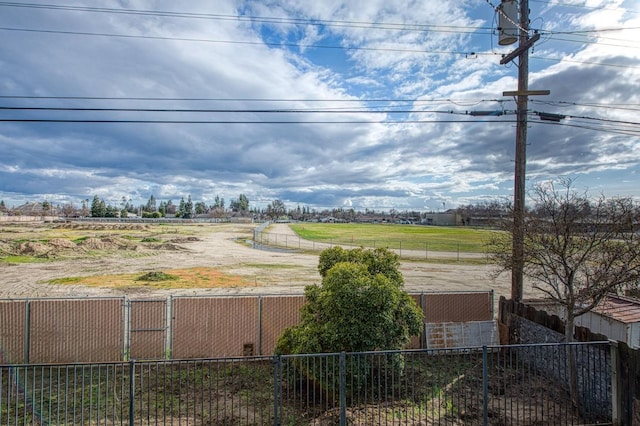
[16,241,51,256]
[48,238,77,249]
[78,236,140,250]
[170,237,202,243]
[58,223,151,231]
[79,238,112,250]
[157,243,190,251]
[0,240,12,255]
[101,236,137,249]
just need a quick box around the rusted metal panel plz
[172,297,259,358]
[424,292,492,323]
[130,299,166,360]
[0,300,27,363]
[593,294,640,324]
[259,295,306,355]
[28,299,123,363]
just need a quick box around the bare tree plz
[489,178,640,410]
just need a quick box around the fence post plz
[24,300,31,364]
[257,296,263,356]
[610,341,621,425]
[166,296,173,359]
[340,352,347,426]
[490,290,495,320]
[129,359,135,425]
[273,355,280,426]
[123,297,131,361]
[482,345,488,426]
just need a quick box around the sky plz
[0,0,639,212]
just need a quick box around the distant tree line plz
[1,196,513,225]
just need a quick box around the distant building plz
[421,212,463,226]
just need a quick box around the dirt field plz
[0,222,512,301]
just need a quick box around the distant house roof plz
[592,294,640,324]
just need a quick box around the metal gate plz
[128,299,168,360]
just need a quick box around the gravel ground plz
[0,222,512,301]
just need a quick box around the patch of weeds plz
[136,271,178,282]
[48,277,85,285]
[141,237,162,243]
[73,236,90,243]
[1,255,51,264]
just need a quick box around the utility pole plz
[499,0,547,302]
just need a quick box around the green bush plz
[276,247,424,394]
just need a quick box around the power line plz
[2,25,636,70]
[0,118,517,124]
[531,120,640,137]
[0,2,493,34]
[531,55,640,70]
[0,26,491,57]
[0,106,476,115]
[529,0,638,15]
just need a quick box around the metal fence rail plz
[0,343,612,425]
[253,230,488,261]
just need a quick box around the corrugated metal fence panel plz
[0,300,26,363]
[260,295,306,355]
[172,297,259,358]
[424,292,492,323]
[425,320,499,349]
[29,299,124,363]
[130,299,166,360]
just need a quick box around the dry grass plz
[47,266,255,289]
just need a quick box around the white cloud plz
[0,0,638,211]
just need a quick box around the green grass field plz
[289,223,497,253]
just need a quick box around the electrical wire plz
[0,118,518,124]
[0,26,493,57]
[0,106,483,115]
[529,0,638,15]
[0,2,493,34]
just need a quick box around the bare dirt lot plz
[0,222,512,301]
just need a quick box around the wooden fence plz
[1,291,493,364]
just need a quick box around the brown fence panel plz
[423,292,492,323]
[259,295,306,355]
[172,297,259,358]
[0,300,26,363]
[29,299,123,363]
[130,299,166,360]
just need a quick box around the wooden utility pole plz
[499,0,546,302]
[512,0,530,303]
